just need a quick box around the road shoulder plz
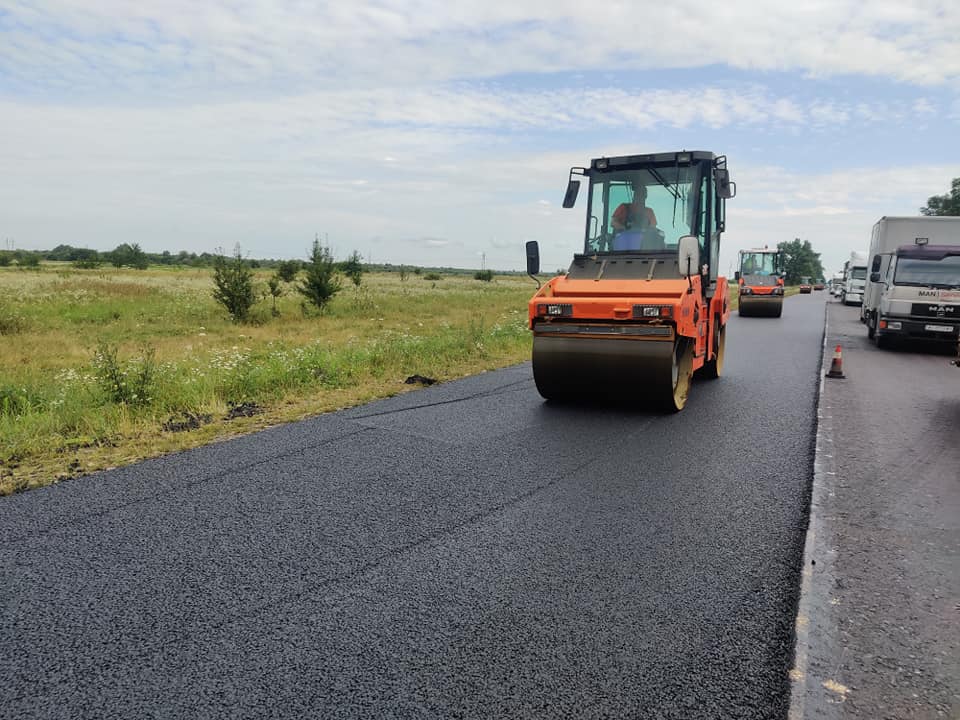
[789,301,959,719]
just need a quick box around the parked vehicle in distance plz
[862,216,960,348]
[842,251,869,306]
[831,273,845,296]
[814,281,825,291]
[799,276,812,294]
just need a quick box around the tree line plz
[0,243,298,270]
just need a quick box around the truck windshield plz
[894,256,960,287]
[740,252,778,275]
[586,164,701,254]
[851,268,867,280]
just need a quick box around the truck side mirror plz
[525,240,540,276]
[734,271,741,281]
[677,235,700,278]
[870,272,881,283]
[715,169,736,199]
[562,180,580,208]
[871,254,881,272]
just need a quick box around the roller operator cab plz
[525,151,735,411]
[736,248,785,317]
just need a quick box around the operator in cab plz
[612,183,658,232]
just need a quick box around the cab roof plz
[896,244,960,260]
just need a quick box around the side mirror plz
[562,179,580,208]
[871,254,881,272]
[734,271,741,281]
[677,235,700,278]
[715,168,736,199]
[870,272,881,283]
[525,240,540,277]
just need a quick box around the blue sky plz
[2,1,958,275]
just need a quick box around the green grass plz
[0,265,536,493]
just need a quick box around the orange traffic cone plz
[826,344,845,379]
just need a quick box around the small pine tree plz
[342,250,364,287]
[128,243,149,270]
[267,274,283,317]
[212,245,257,322]
[297,237,342,312]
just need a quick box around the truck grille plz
[910,303,958,319]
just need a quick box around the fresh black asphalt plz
[1,292,827,719]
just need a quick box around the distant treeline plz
[0,244,287,270]
[0,244,522,276]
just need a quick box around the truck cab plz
[842,252,868,306]
[866,240,960,347]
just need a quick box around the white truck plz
[861,216,960,348]
[841,251,869,306]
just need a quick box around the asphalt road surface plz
[793,299,960,720]
[2,292,828,719]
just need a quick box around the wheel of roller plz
[662,338,694,411]
[701,321,725,380]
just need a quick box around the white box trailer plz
[862,216,960,348]
[842,251,869,306]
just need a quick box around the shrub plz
[212,245,257,322]
[474,269,494,282]
[0,307,27,335]
[93,342,157,406]
[15,252,40,268]
[424,272,442,281]
[276,260,300,283]
[297,238,342,312]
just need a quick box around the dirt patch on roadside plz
[161,412,214,433]
[225,402,263,420]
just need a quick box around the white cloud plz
[2,0,959,97]
[722,163,958,276]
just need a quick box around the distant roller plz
[736,248,785,318]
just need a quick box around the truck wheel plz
[876,333,891,350]
[701,322,725,380]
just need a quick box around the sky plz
[2,1,959,276]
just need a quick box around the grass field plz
[0,265,535,494]
[0,265,799,494]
